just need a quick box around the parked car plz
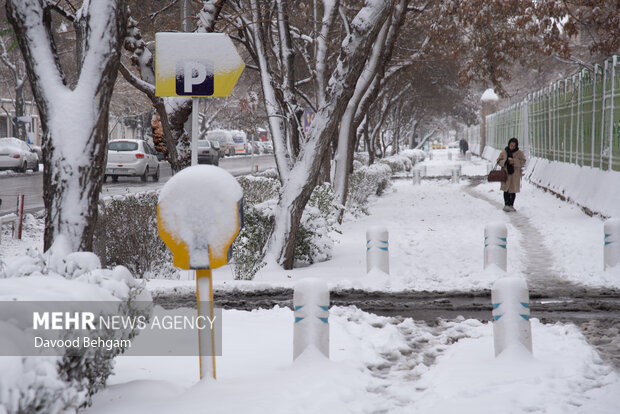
[210,140,224,158]
[197,139,219,165]
[0,137,39,172]
[251,141,263,154]
[206,130,235,156]
[231,130,249,155]
[262,141,273,154]
[105,139,160,182]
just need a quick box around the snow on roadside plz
[85,306,620,414]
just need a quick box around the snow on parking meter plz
[157,165,243,380]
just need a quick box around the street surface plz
[0,154,276,215]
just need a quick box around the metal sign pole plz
[191,97,199,166]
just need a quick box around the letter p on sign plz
[176,60,214,95]
[155,33,245,98]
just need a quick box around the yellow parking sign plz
[155,33,245,98]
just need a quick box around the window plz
[109,141,139,151]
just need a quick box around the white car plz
[105,139,160,182]
[0,137,39,172]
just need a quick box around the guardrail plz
[467,55,620,171]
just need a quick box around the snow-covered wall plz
[480,146,620,218]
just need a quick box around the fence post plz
[492,276,532,357]
[293,278,330,360]
[366,226,389,274]
[604,218,620,270]
[484,222,507,271]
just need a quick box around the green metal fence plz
[467,55,620,171]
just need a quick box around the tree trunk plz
[14,81,26,142]
[7,0,128,252]
[266,0,394,268]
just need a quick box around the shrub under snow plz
[0,236,150,413]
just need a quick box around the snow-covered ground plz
[85,306,620,414]
[2,149,619,413]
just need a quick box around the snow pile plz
[0,235,150,414]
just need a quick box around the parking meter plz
[157,165,243,379]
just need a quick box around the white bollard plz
[484,222,507,271]
[604,218,620,270]
[419,165,427,177]
[293,278,330,360]
[412,169,421,185]
[492,277,532,357]
[451,168,460,183]
[447,151,452,160]
[366,226,389,274]
[466,151,472,161]
[428,151,433,160]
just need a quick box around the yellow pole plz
[196,268,216,380]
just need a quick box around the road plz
[0,154,276,215]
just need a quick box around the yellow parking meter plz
[157,165,243,380]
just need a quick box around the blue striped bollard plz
[491,277,532,357]
[484,222,507,271]
[366,226,389,274]
[451,168,460,183]
[293,278,329,360]
[604,218,620,270]
[412,169,421,185]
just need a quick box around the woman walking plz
[497,138,526,212]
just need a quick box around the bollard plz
[366,226,389,274]
[293,278,330,360]
[412,169,421,185]
[451,169,460,183]
[420,165,427,176]
[428,151,433,160]
[484,222,507,271]
[604,218,620,270]
[447,151,452,160]
[13,195,24,240]
[466,151,472,161]
[491,277,532,356]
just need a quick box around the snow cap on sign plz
[481,88,499,102]
[158,165,243,265]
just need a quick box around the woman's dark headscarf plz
[504,138,519,175]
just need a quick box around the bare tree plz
[7,0,129,251]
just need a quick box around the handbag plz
[487,164,507,182]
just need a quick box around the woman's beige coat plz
[497,149,526,193]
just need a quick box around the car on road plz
[262,141,273,154]
[105,139,160,182]
[210,140,224,158]
[231,130,249,155]
[207,130,235,157]
[197,140,220,165]
[0,137,39,172]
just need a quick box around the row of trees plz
[5,0,619,269]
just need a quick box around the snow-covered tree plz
[7,0,129,251]
[0,25,28,142]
